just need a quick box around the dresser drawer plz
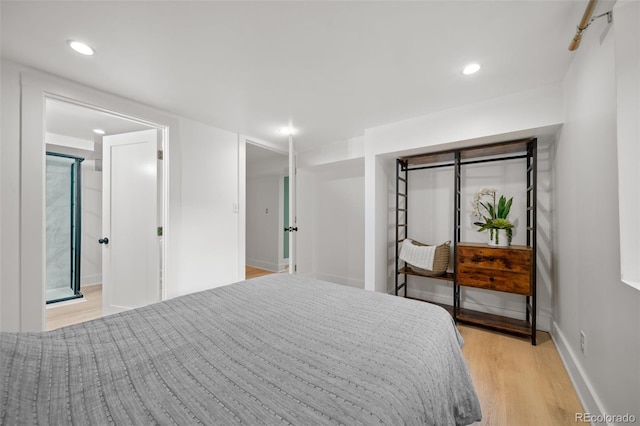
[456,244,533,295]
[457,266,531,294]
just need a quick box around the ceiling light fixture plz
[462,63,481,75]
[67,40,95,56]
[279,127,295,136]
[93,129,106,135]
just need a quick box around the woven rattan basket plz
[402,240,451,276]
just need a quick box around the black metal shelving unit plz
[395,158,409,297]
[394,138,538,344]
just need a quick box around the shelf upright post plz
[395,159,401,296]
[531,138,538,345]
[453,151,461,320]
[526,138,538,345]
[395,159,409,297]
[403,160,408,297]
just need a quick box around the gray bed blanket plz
[1,274,481,425]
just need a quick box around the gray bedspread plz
[1,274,481,425]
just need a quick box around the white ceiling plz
[46,98,152,141]
[2,1,592,153]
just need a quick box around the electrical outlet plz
[580,331,586,355]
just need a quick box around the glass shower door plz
[46,153,84,304]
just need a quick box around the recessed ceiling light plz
[93,129,106,135]
[279,127,295,136]
[67,40,95,56]
[462,63,481,75]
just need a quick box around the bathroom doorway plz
[44,98,159,327]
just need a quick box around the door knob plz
[98,237,109,245]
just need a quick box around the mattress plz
[1,274,481,425]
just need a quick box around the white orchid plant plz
[472,188,514,245]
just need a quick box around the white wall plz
[295,168,315,276]
[615,1,640,290]
[552,12,640,420]
[314,160,365,288]
[0,55,3,332]
[1,60,22,330]
[81,160,102,286]
[176,119,239,297]
[0,60,242,330]
[297,159,365,289]
[246,175,282,272]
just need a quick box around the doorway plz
[44,97,162,328]
[245,143,289,276]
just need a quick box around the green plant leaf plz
[495,196,513,219]
[492,218,513,229]
[497,196,506,218]
[476,224,490,232]
[480,201,495,219]
[504,197,513,217]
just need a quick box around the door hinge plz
[157,150,164,160]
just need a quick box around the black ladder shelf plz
[394,138,538,345]
[395,159,409,297]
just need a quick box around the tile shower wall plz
[81,160,102,285]
[46,155,74,292]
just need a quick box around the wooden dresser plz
[456,243,533,295]
[455,243,535,343]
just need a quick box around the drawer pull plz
[489,276,495,282]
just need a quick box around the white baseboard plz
[246,259,279,272]
[278,261,289,272]
[45,296,87,309]
[551,322,609,425]
[81,275,102,286]
[311,272,364,289]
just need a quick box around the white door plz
[102,129,160,315]
[288,135,297,273]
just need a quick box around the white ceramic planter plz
[488,229,510,247]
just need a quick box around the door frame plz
[20,72,173,331]
[238,135,289,281]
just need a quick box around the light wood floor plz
[246,266,278,279]
[459,325,584,425]
[46,284,103,331]
[45,273,583,425]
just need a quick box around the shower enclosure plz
[46,153,84,304]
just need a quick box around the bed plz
[1,274,481,425]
